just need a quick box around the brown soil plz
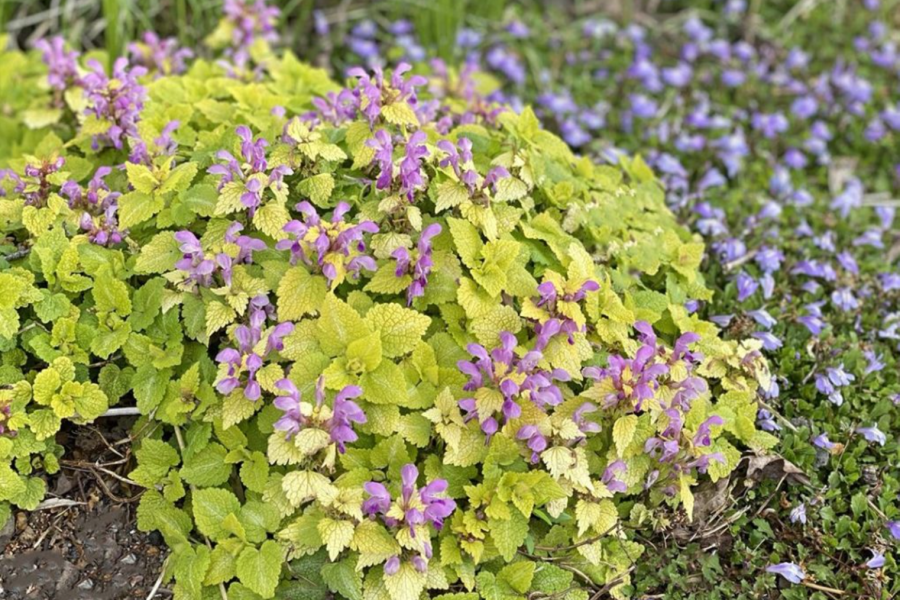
[0,419,169,599]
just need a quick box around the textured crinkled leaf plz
[365,303,430,358]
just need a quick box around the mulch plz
[0,418,169,599]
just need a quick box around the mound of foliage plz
[322,0,900,596]
[0,14,777,600]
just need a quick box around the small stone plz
[77,579,94,591]
[121,553,137,565]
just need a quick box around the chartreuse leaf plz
[236,540,283,599]
[193,487,240,541]
[365,303,431,358]
[277,266,326,320]
[489,507,530,562]
[318,516,355,560]
[384,562,428,600]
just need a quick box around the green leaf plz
[298,173,335,206]
[383,562,427,600]
[435,180,470,212]
[489,508,529,562]
[497,561,535,594]
[132,365,171,414]
[239,451,270,493]
[317,517,355,560]
[612,415,638,458]
[118,191,163,228]
[447,217,483,270]
[135,232,181,274]
[365,303,431,358]
[277,267,326,321]
[181,443,232,487]
[316,294,369,356]
[125,162,159,194]
[359,360,407,405]
[193,487,241,540]
[236,540,283,599]
[321,558,363,600]
[93,267,132,316]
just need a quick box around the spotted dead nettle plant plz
[0,14,772,600]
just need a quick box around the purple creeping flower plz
[80,58,147,150]
[766,563,805,584]
[789,503,807,525]
[813,433,836,451]
[128,32,192,76]
[62,166,126,246]
[276,201,378,288]
[215,296,292,401]
[865,550,885,569]
[208,125,293,217]
[392,223,441,305]
[693,416,724,447]
[857,425,887,446]
[457,328,570,440]
[174,231,226,289]
[34,37,80,91]
[887,521,900,540]
[273,377,366,452]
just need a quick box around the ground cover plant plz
[0,5,774,599]
[0,0,898,598]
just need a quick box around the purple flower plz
[221,0,280,71]
[273,377,366,452]
[757,409,780,432]
[863,351,885,376]
[857,425,887,446]
[80,58,147,150]
[276,201,378,288]
[766,563,805,584]
[866,550,885,569]
[602,460,628,493]
[328,385,367,452]
[362,463,456,541]
[693,416,724,447]
[813,433,836,451]
[516,425,548,463]
[215,297,292,401]
[736,272,758,302]
[128,32,192,76]
[751,331,782,351]
[209,126,293,217]
[392,223,441,305]
[789,503,807,524]
[34,37,80,91]
[398,131,429,202]
[457,330,570,438]
[886,521,900,540]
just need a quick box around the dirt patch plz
[0,419,169,599]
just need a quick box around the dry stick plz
[801,581,846,596]
[146,557,168,600]
[98,407,143,417]
[173,426,229,600]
